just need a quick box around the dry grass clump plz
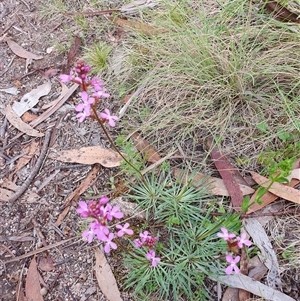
[115,0,300,170]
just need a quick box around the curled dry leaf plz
[94,248,122,301]
[7,39,43,60]
[38,255,55,272]
[12,81,52,117]
[216,274,294,301]
[173,168,254,196]
[25,256,44,301]
[5,104,44,137]
[48,146,122,167]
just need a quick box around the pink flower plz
[75,91,95,122]
[236,233,252,248]
[116,223,133,237]
[99,109,119,127]
[139,231,150,242]
[82,222,99,243]
[107,206,124,221]
[76,110,88,123]
[59,71,73,83]
[134,239,143,247]
[104,233,117,253]
[77,201,89,217]
[91,77,104,91]
[217,227,236,241]
[146,250,161,267]
[99,196,109,205]
[93,90,110,99]
[93,222,109,242]
[225,254,240,275]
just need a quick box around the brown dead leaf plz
[12,140,39,175]
[7,39,43,60]
[0,178,19,191]
[94,248,122,301]
[111,17,166,35]
[246,178,299,214]
[248,256,268,281]
[207,139,249,209]
[56,164,101,226]
[42,68,59,79]
[38,255,55,272]
[48,146,122,167]
[222,288,239,301]
[173,168,254,196]
[246,168,300,214]
[25,256,44,301]
[5,104,44,137]
[0,188,14,201]
[62,36,82,74]
[131,132,161,163]
[21,111,38,123]
[251,171,300,205]
[264,1,300,23]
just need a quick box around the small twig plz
[0,55,15,77]
[210,207,300,218]
[19,0,33,11]
[65,285,77,301]
[16,263,26,301]
[7,130,52,202]
[32,218,47,247]
[48,270,63,291]
[2,237,77,264]
[65,9,120,16]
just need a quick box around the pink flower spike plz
[104,233,117,253]
[77,201,89,217]
[225,254,240,275]
[99,109,119,127]
[237,233,252,248]
[217,227,236,241]
[107,206,124,221]
[146,250,161,267]
[116,223,134,237]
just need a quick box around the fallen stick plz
[7,130,52,202]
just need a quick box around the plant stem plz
[91,105,147,184]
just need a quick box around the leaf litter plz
[1,0,300,300]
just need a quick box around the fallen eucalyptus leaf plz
[7,39,43,60]
[0,87,20,95]
[5,104,44,137]
[94,248,122,301]
[49,146,122,167]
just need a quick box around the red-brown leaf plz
[25,256,44,301]
[207,138,245,210]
